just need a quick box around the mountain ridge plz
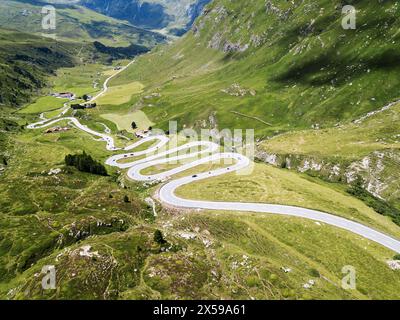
[78,0,212,35]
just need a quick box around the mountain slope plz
[113,0,400,137]
[0,28,77,107]
[0,0,165,46]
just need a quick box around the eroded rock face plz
[256,148,400,203]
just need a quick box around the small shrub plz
[309,268,320,278]
[245,275,261,287]
[154,230,167,245]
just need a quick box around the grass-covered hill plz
[113,0,400,137]
[0,0,165,47]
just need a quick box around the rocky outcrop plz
[265,0,293,21]
[256,148,400,203]
[221,83,256,97]
[207,30,250,53]
[223,42,249,53]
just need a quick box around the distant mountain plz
[78,0,212,35]
[0,0,165,46]
[185,0,210,30]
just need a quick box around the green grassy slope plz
[4,76,399,300]
[1,124,400,299]
[112,0,400,137]
[258,101,400,209]
[0,28,77,107]
[0,0,165,47]
[262,103,400,161]
[1,63,400,300]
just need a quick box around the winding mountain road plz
[27,115,400,253]
[89,60,136,103]
[26,61,400,254]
